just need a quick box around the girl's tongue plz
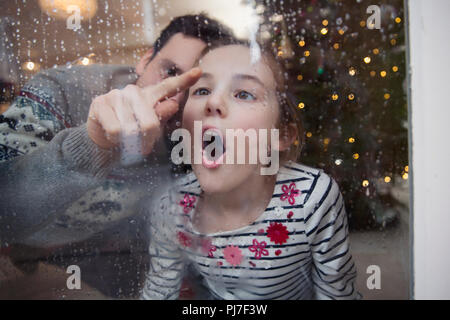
[202,128,226,169]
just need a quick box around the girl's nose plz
[204,94,228,118]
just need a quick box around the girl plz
[141,41,359,300]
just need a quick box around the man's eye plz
[165,66,179,78]
[193,88,210,96]
[235,90,255,101]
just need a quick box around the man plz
[0,14,235,298]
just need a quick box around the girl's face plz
[182,45,280,195]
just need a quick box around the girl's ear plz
[136,47,154,76]
[279,123,298,152]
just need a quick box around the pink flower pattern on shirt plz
[280,182,300,205]
[201,238,217,258]
[179,193,196,214]
[177,231,192,247]
[249,239,269,259]
[223,245,243,266]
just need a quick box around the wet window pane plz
[0,0,409,300]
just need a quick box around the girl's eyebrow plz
[233,74,264,87]
[198,73,265,87]
[199,72,212,80]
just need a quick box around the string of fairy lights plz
[291,15,407,189]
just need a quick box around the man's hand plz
[87,67,202,156]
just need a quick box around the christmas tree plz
[256,0,408,230]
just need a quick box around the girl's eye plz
[235,90,256,101]
[193,88,210,96]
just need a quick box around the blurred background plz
[0,0,410,300]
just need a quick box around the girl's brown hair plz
[261,44,305,162]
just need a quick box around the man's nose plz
[204,93,228,118]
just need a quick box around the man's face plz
[136,33,207,91]
[136,33,206,137]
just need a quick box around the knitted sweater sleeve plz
[0,71,117,246]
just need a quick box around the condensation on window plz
[0,0,409,300]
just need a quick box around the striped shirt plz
[141,162,359,300]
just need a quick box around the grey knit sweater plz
[0,64,174,249]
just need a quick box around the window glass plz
[0,0,409,300]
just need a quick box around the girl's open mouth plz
[202,126,226,169]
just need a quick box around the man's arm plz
[0,90,116,246]
[0,66,202,247]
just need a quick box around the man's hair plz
[150,13,236,60]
